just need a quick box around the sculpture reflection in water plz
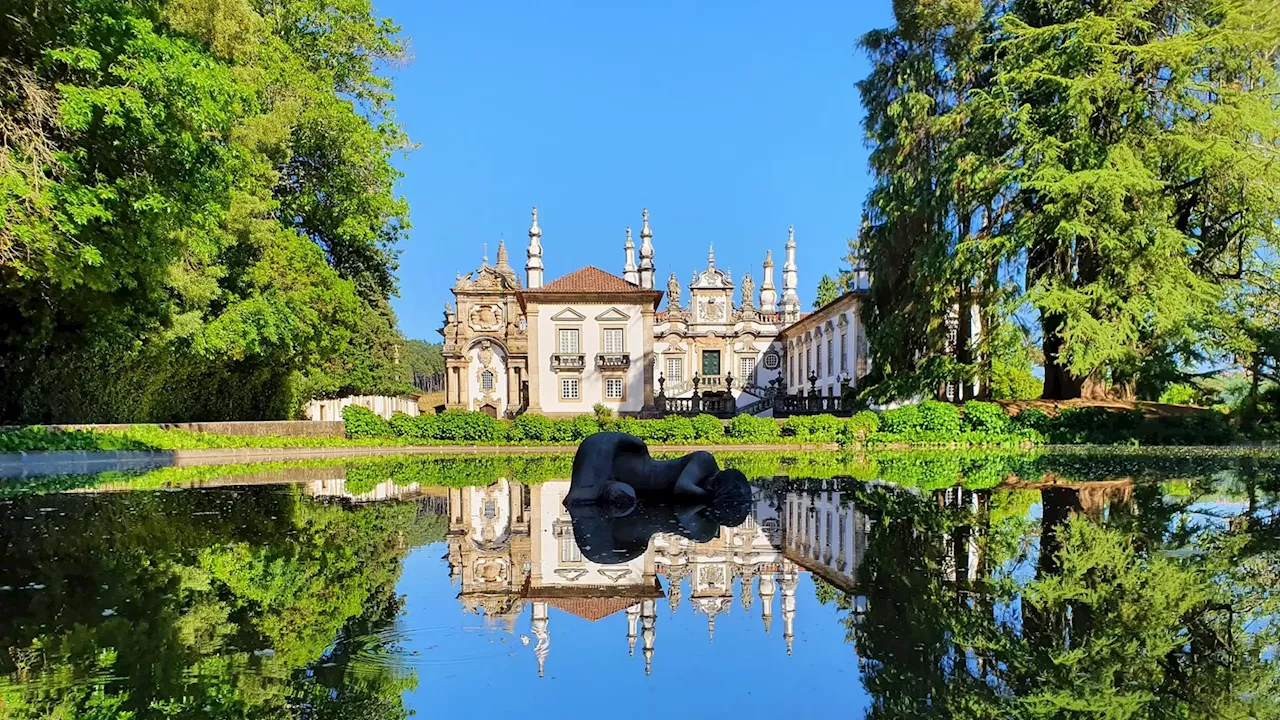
[445,456,799,677]
[564,432,754,564]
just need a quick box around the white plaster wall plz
[466,341,508,415]
[534,303,647,414]
[784,303,865,396]
[535,482,646,586]
[304,395,419,421]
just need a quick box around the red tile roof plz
[525,266,661,295]
[544,597,639,623]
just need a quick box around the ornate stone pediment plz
[550,307,586,322]
[595,307,631,322]
[458,265,521,293]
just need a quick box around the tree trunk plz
[956,283,973,400]
[1041,312,1083,400]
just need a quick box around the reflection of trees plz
[810,470,1280,719]
[0,487,432,719]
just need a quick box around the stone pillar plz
[507,364,520,412]
[641,308,655,409]
[527,307,542,414]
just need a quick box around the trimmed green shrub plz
[570,415,600,441]
[918,400,962,434]
[509,413,556,442]
[962,401,1010,433]
[650,416,696,442]
[343,405,390,439]
[435,410,504,442]
[691,414,726,441]
[781,414,842,441]
[592,403,614,421]
[839,410,880,444]
[1013,408,1051,433]
[726,414,781,442]
[880,403,924,434]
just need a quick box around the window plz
[605,377,624,399]
[701,350,721,376]
[739,355,756,382]
[558,328,579,353]
[838,516,846,555]
[826,512,833,549]
[603,327,624,353]
[827,338,834,374]
[560,377,580,400]
[840,332,848,372]
[816,344,822,377]
[666,357,683,384]
[483,501,496,519]
[480,370,495,391]
[806,348,812,378]
[560,536,582,563]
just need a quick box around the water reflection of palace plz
[443,476,1138,677]
[445,479,801,676]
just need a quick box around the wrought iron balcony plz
[550,353,585,370]
[595,353,631,370]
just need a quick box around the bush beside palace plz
[340,400,1239,448]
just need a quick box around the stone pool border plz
[0,443,842,477]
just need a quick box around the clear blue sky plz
[375,1,894,341]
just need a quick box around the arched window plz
[480,370,495,391]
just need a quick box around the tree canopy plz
[853,0,1280,404]
[0,0,414,421]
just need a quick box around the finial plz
[529,206,541,239]
[708,615,715,642]
[497,239,509,267]
[707,243,715,269]
[765,249,774,266]
[625,226,634,247]
[640,207,652,240]
[482,242,489,265]
[787,225,795,245]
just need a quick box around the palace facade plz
[441,207,873,417]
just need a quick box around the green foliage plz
[880,404,924,434]
[917,400,961,434]
[343,405,390,439]
[856,0,1280,402]
[592,403,614,422]
[570,414,600,441]
[963,401,1010,433]
[726,414,781,442]
[781,414,844,442]
[813,274,841,308]
[404,340,444,377]
[1158,383,1199,406]
[690,414,726,441]
[508,413,556,442]
[649,416,696,443]
[0,0,412,422]
[434,410,503,443]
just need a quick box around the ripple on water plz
[341,624,518,673]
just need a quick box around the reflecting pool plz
[0,451,1278,718]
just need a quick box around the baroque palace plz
[440,207,874,417]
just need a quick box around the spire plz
[760,249,778,313]
[531,601,550,678]
[526,206,544,289]
[623,227,639,285]
[638,208,655,289]
[626,604,640,656]
[641,599,656,676]
[781,225,800,323]
[496,239,509,267]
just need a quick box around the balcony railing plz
[595,353,631,370]
[774,394,854,418]
[550,353,585,370]
[656,394,736,419]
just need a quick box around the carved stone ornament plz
[700,298,725,322]
[478,340,494,368]
[469,304,504,332]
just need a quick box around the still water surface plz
[0,452,1277,719]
